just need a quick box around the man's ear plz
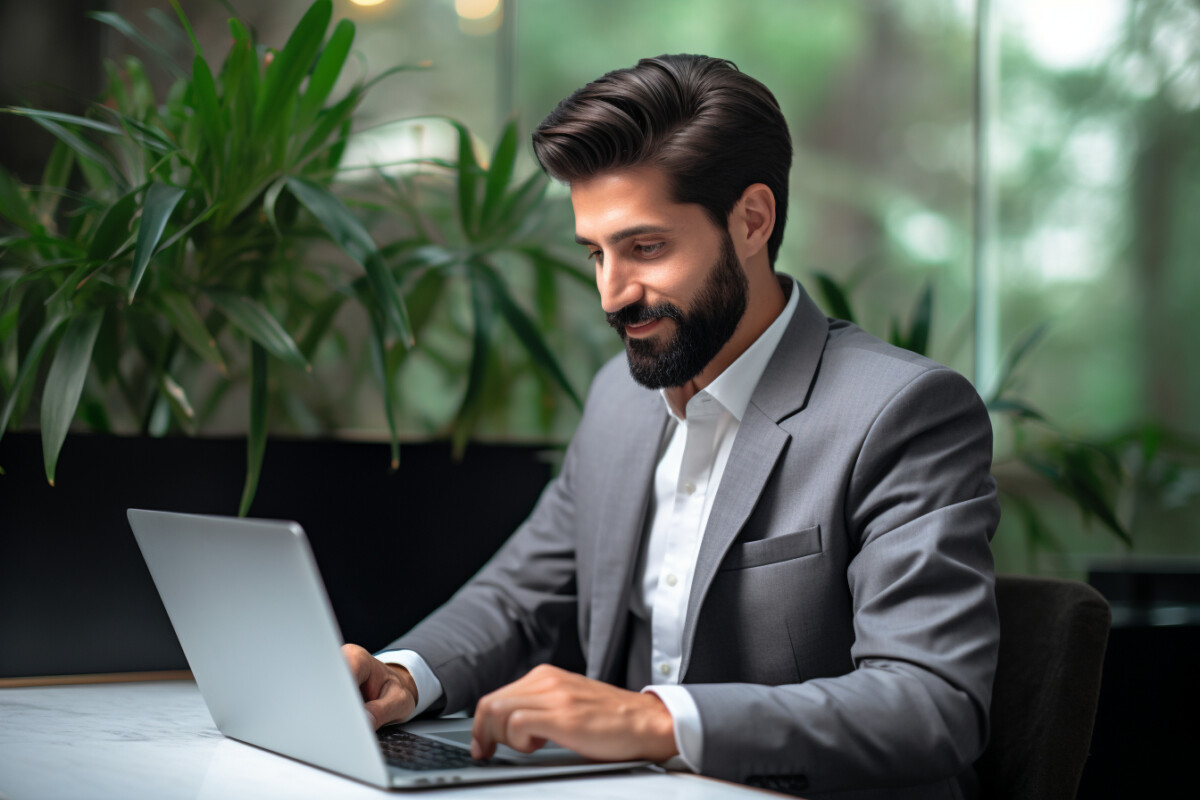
[730,183,776,262]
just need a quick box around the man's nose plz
[597,258,644,314]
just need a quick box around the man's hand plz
[342,643,417,730]
[470,664,678,763]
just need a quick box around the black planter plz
[0,432,555,679]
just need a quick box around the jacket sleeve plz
[686,367,1001,793]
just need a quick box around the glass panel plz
[989,0,1200,569]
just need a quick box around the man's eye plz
[635,242,665,256]
[587,250,603,263]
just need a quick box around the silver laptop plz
[127,509,649,789]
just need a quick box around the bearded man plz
[343,54,1000,799]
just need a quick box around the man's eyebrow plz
[574,225,671,247]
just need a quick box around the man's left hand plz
[469,664,679,763]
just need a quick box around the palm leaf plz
[296,18,355,129]
[285,176,412,344]
[452,273,495,459]
[479,116,518,231]
[129,182,185,302]
[238,342,268,516]
[253,0,331,139]
[207,290,308,370]
[812,272,856,324]
[474,259,581,408]
[40,309,105,484]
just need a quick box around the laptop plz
[126,509,650,789]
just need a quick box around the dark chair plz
[975,575,1112,800]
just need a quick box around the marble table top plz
[0,680,770,799]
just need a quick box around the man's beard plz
[606,234,749,389]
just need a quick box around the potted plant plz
[0,0,584,513]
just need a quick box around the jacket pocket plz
[720,525,822,571]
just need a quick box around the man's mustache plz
[606,302,684,332]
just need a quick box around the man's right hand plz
[342,643,418,730]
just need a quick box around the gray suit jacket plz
[390,283,1000,798]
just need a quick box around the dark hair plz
[532,54,792,266]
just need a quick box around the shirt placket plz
[649,401,720,684]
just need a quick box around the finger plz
[364,673,414,729]
[471,693,501,760]
[471,691,557,758]
[342,643,368,682]
[505,709,556,753]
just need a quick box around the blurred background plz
[2,2,1197,793]
[1,0,1197,607]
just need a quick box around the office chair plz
[975,574,1112,800]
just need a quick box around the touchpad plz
[423,729,571,754]
[428,730,473,747]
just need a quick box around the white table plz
[0,680,775,799]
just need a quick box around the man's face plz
[570,167,749,389]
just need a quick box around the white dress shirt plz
[378,278,801,772]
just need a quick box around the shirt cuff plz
[375,649,444,721]
[642,685,703,773]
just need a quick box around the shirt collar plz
[660,276,801,423]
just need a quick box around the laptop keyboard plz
[377,728,495,771]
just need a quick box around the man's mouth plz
[624,317,663,337]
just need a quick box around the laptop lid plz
[126,509,651,789]
[127,509,392,787]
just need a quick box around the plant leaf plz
[40,309,104,485]
[296,18,355,129]
[207,290,308,370]
[520,247,595,289]
[5,107,124,137]
[87,11,187,79]
[479,116,518,231]
[22,115,123,187]
[0,314,65,444]
[453,273,496,459]
[905,281,933,356]
[285,176,412,344]
[812,272,855,324]
[190,54,225,172]
[296,88,360,163]
[159,290,225,372]
[474,259,581,409]
[0,164,38,231]
[253,0,331,138]
[86,189,139,263]
[986,398,1046,422]
[990,323,1049,402]
[222,19,259,157]
[488,170,549,240]
[366,309,401,471]
[451,121,481,240]
[129,182,185,302]
[167,0,202,56]
[36,141,75,224]
[238,342,267,516]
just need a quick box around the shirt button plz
[660,663,671,676]
[684,482,696,495]
[665,573,678,587]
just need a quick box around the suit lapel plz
[679,283,830,678]
[586,391,669,681]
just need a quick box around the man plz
[343,54,1000,798]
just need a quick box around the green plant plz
[0,0,416,514]
[0,0,587,515]
[810,271,1200,561]
[350,117,595,456]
